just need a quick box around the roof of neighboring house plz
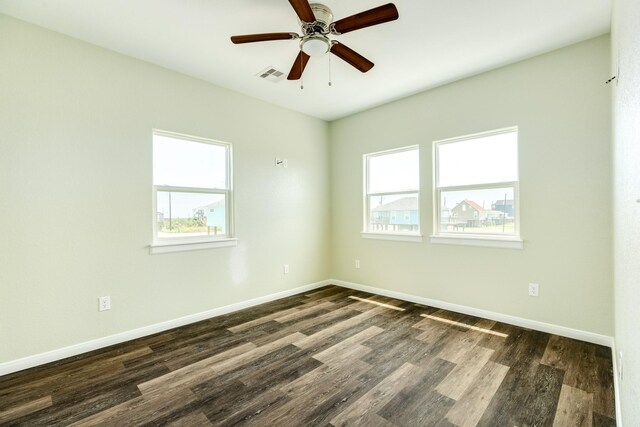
[466,200,485,211]
[455,199,485,212]
[372,197,418,212]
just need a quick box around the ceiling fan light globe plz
[301,36,330,57]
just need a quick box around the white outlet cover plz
[528,283,539,297]
[283,264,289,274]
[99,296,111,311]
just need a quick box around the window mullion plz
[437,182,517,192]
[154,185,226,194]
[367,189,419,197]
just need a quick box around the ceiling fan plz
[230,0,399,81]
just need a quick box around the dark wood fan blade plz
[287,51,311,80]
[330,42,374,73]
[230,33,295,44]
[332,3,398,34]
[289,0,315,23]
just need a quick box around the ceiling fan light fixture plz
[231,2,399,80]
[301,35,330,57]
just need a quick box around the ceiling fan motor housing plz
[306,3,333,33]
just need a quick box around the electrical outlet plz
[283,264,289,274]
[99,296,111,311]
[528,283,539,297]
[355,259,360,269]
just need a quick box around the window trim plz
[151,130,234,252]
[432,127,521,246]
[361,232,423,242]
[363,145,421,239]
[149,238,237,255]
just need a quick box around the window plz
[363,146,420,240]
[433,127,521,248]
[152,130,233,252]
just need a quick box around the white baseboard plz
[611,341,623,426]
[1,278,614,378]
[0,280,330,377]
[331,279,614,347]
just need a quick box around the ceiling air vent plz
[256,66,285,83]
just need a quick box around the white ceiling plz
[0,0,611,121]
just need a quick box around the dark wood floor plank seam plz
[330,361,423,426]
[139,333,306,395]
[0,396,53,424]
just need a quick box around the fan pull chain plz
[328,52,332,86]
[300,53,304,90]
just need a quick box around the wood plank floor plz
[0,285,616,426]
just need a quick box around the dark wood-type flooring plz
[0,285,616,426]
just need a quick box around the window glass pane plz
[368,194,419,232]
[153,134,227,189]
[439,187,515,234]
[368,149,419,193]
[437,131,517,187]
[156,191,226,238]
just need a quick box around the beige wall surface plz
[612,0,640,424]
[0,15,331,363]
[330,35,612,335]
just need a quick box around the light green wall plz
[612,0,640,424]
[0,12,614,369]
[0,15,331,363]
[330,35,612,335]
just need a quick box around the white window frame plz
[150,130,235,254]
[431,127,522,249]
[362,145,422,242]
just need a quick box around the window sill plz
[149,238,237,254]
[361,232,423,243]
[430,235,523,249]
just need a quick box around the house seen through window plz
[364,146,419,235]
[434,127,519,239]
[152,131,232,244]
